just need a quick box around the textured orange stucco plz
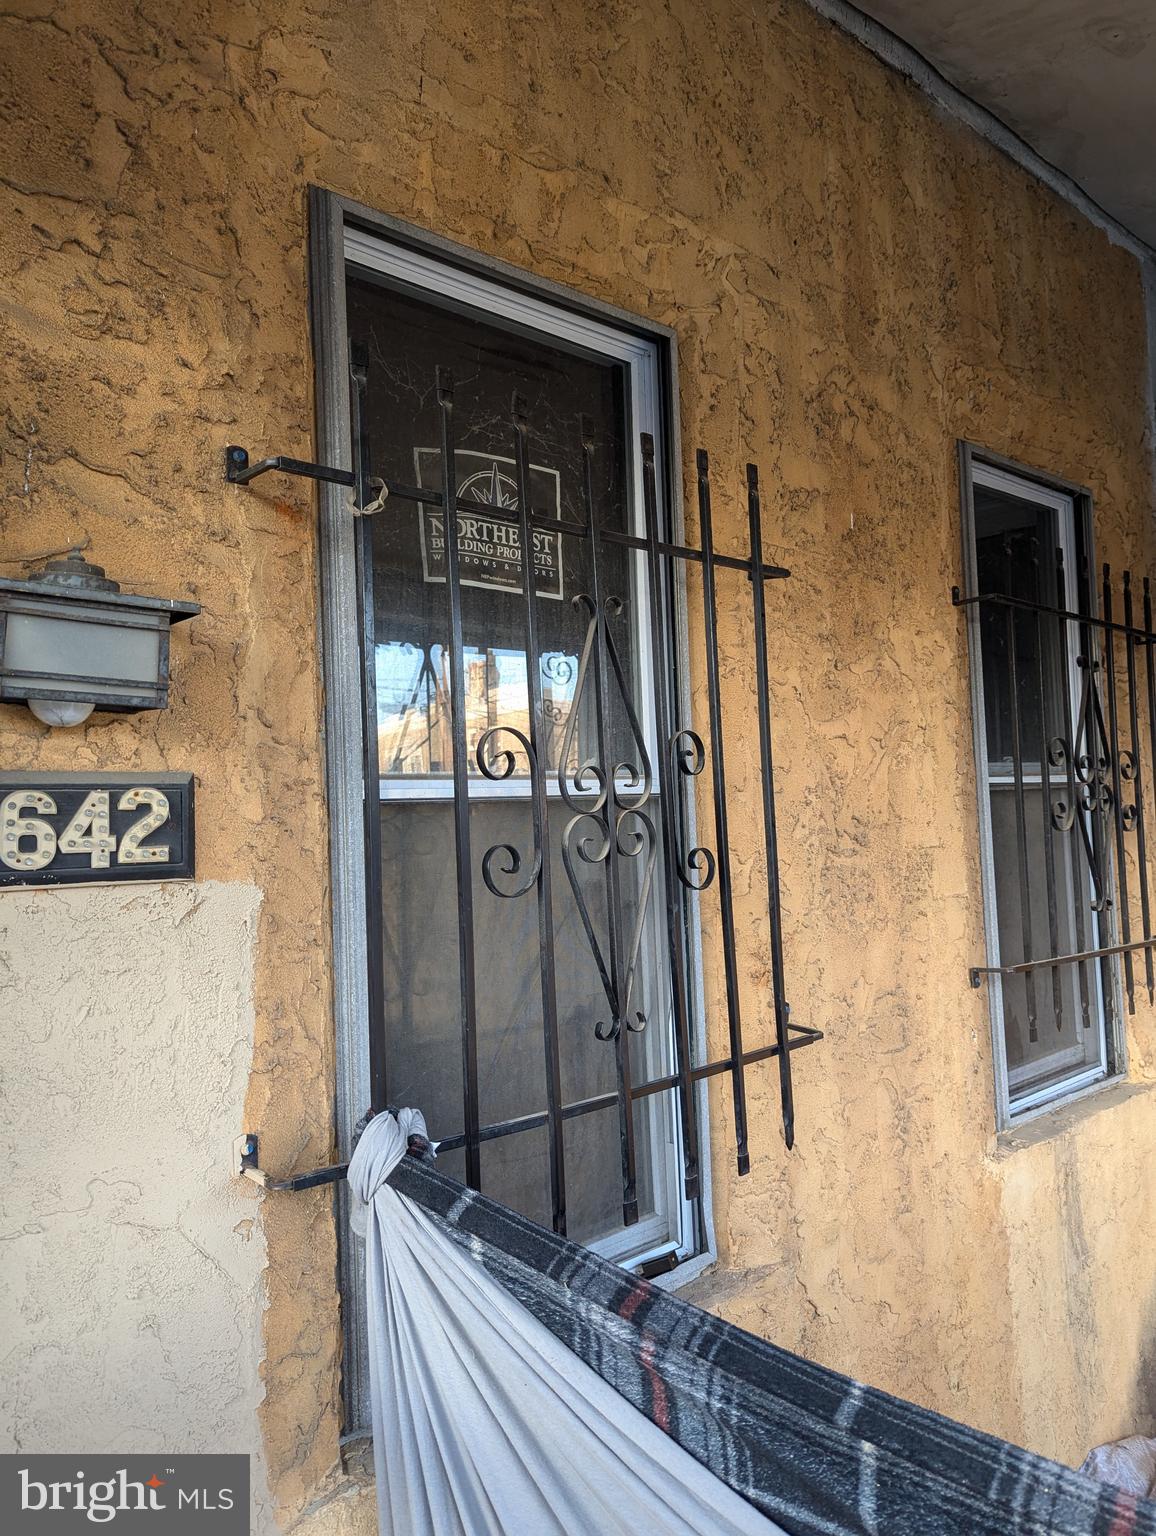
[2,0,1153,1529]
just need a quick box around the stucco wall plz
[1,0,1153,1530]
[0,882,274,1531]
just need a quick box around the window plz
[343,234,694,1270]
[958,446,1130,1122]
[312,198,818,1433]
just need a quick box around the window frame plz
[347,229,694,1271]
[958,440,1125,1130]
[308,189,718,1436]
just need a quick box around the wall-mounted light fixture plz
[0,549,200,728]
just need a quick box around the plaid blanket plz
[388,1154,1156,1536]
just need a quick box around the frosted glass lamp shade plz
[0,550,199,722]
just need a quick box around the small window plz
[958,447,1129,1122]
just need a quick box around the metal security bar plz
[227,373,822,1230]
[954,552,1156,1028]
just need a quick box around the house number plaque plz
[0,772,194,886]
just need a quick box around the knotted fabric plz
[348,1108,777,1536]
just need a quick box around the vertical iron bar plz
[747,464,795,1149]
[1145,576,1156,960]
[511,394,567,1232]
[580,417,638,1225]
[1031,550,1063,1030]
[349,343,389,1112]
[1055,549,1092,1030]
[696,450,749,1175]
[1102,566,1135,1013]
[638,433,701,1199]
[437,369,482,1190]
[1003,561,1038,1042]
[1123,572,1153,1003]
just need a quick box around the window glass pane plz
[989,785,1105,1097]
[349,268,684,1261]
[563,1100,678,1251]
[376,644,569,781]
[974,485,1059,769]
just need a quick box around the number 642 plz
[1,787,170,873]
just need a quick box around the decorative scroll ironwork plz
[556,592,657,1044]
[954,549,1156,1031]
[353,373,822,1234]
[476,725,542,898]
[1047,655,1117,911]
[669,730,716,891]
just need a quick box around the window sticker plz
[414,449,564,600]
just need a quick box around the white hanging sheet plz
[348,1109,781,1536]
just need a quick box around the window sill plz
[647,1245,717,1294]
[994,1074,1151,1156]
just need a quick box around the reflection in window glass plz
[377,643,578,782]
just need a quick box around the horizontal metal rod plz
[952,586,1155,643]
[224,448,788,579]
[235,1025,827,1186]
[236,1128,437,1192]
[434,1029,825,1151]
[258,1162,349,1193]
[434,1093,620,1154]
[970,934,1156,985]
[633,1028,825,1100]
[381,478,790,579]
[385,477,582,529]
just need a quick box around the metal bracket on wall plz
[233,1126,434,1192]
[234,1133,349,1192]
[224,446,389,515]
[224,446,357,488]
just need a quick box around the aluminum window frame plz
[958,441,1125,1130]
